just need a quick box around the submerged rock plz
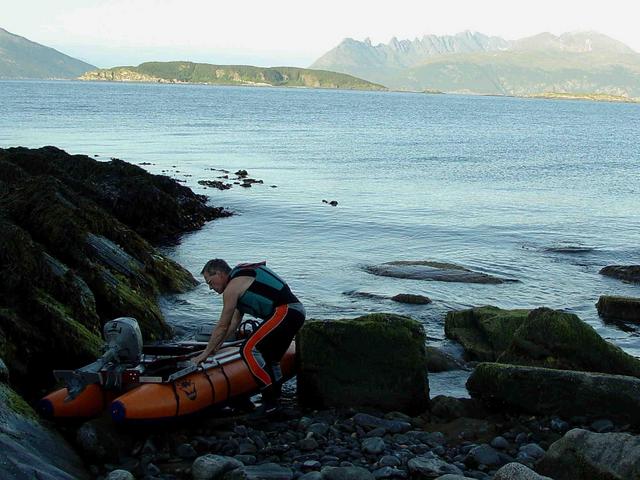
[297,313,429,414]
[537,428,640,480]
[365,261,515,284]
[596,295,640,323]
[599,265,640,283]
[467,363,640,425]
[390,294,431,305]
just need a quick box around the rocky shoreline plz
[1,147,640,480]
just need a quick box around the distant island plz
[79,62,387,91]
[312,31,640,100]
[526,92,639,103]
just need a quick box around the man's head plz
[201,259,231,294]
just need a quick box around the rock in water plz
[297,313,429,414]
[365,261,514,284]
[596,295,640,323]
[599,265,640,283]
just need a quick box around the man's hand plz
[191,351,212,366]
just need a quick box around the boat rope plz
[171,381,180,417]
[202,366,216,403]
[220,363,232,398]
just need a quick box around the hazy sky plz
[5,0,640,68]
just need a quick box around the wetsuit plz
[229,262,305,390]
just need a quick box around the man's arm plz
[227,310,244,340]
[193,279,245,364]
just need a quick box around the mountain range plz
[0,27,95,79]
[311,31,640,97]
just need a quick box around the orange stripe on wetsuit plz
[242,304,289,386]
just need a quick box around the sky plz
[4,0,640,68]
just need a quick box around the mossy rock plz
[467,363,640,426]
[296,313,429,414]
[444,306,530,361]
[596,295,640,323]
[499,307,640,376]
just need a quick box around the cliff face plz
[0,146,229,397]
[311,31,640,97]
[0,27,95,79]
[80,62,387,90]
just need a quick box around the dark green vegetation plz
[0,146,228,397]
[297,313,428,414]
[80,61,387,90]
[312,31,640,98]
[0,27,95,79]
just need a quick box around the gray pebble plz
[308,423,330,436]
[176,443,197,459]
[518,443,545,460]
[550,418,569,433]
[379,455,401,468]
[105,470,135,480]
[591,419,614,433]
[299,438,319,451]
[490,436,509,450]
[466,445,501,467]
[362,437,386,455]
[372,467,407,479]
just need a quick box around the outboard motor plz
[55,317,143,400]
[102,317,143,365]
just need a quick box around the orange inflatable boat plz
[39,317,296,422]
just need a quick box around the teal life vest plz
[229,262,299,320]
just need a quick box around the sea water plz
[2,80,639,396]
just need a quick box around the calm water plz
[2,80,639,396]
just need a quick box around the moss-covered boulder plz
[0,383,90,479]
[596,295,640,323]
[499,308,640,376]
[0,147,227,396]
[296,313,429,414]
[467,363,640,426]
[444,306,530,361]
[446,307,640,377]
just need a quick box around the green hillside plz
[0,27,95,79]
[80,61,387,91]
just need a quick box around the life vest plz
[229,262,299,320]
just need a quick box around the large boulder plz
[599,265,640,283]
[0,383,90,479]
[444,306,530,361]
[365,261,514,284]
[446,307,640,377]
[499,308,640,376]
[536,428,640,480]
[596,295,640,323]
[467,363,640,425]
[297,313,429,414]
